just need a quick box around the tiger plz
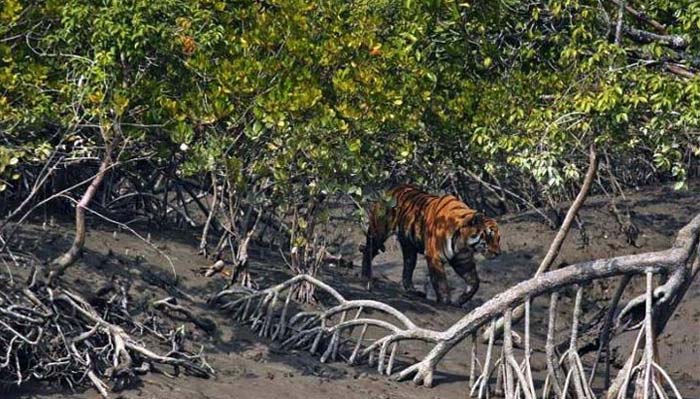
[361,184,501,306]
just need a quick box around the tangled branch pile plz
[0,271,212,397]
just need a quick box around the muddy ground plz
[4,181,700,399]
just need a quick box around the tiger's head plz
[457,213,501,258]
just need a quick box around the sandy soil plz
[4,181,700,399]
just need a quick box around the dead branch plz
[609,0,667,33]
[482,144,599,343]
[614,0,625,45]
[665,63,698,79]
[0,276,211,397]
[623,26,687,49]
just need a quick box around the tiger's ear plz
[466,213,485,226]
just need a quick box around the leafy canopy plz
[1,0,699,199]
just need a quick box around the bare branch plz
[610,0,667,33]
[614,0,626,45]
[483,144,599,342]
[623,26,687,49]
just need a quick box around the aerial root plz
[607,271,682,399]
[210,210,700,398]
[211,273,442,380]
[210,267,691,399]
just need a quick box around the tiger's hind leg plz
[426,256,451,305]
[451,259,480,307]
[399,238,425,298]
[360,201,395,292]
[361,232,387,292]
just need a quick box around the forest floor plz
[4,181,700,399]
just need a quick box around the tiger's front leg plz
[426,256,451,305]
[451,259,480,306]
[399,238,426,298]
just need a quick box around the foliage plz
[1,0,700,237]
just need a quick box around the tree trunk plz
[49,131,116,282]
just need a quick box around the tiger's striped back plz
[388,184,442,252]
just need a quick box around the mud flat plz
[5,182,700,399]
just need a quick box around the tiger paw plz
[404,289,426,298]
[435,295,452,306]
[453,293,473,307]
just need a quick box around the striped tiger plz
[361,184,501,306]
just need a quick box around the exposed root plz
[0,276,212,397]
[211,273,442,381]
[608,271,682,399]
[152,297,216,333]
[393,353,439,387]
[209,212,700,398]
